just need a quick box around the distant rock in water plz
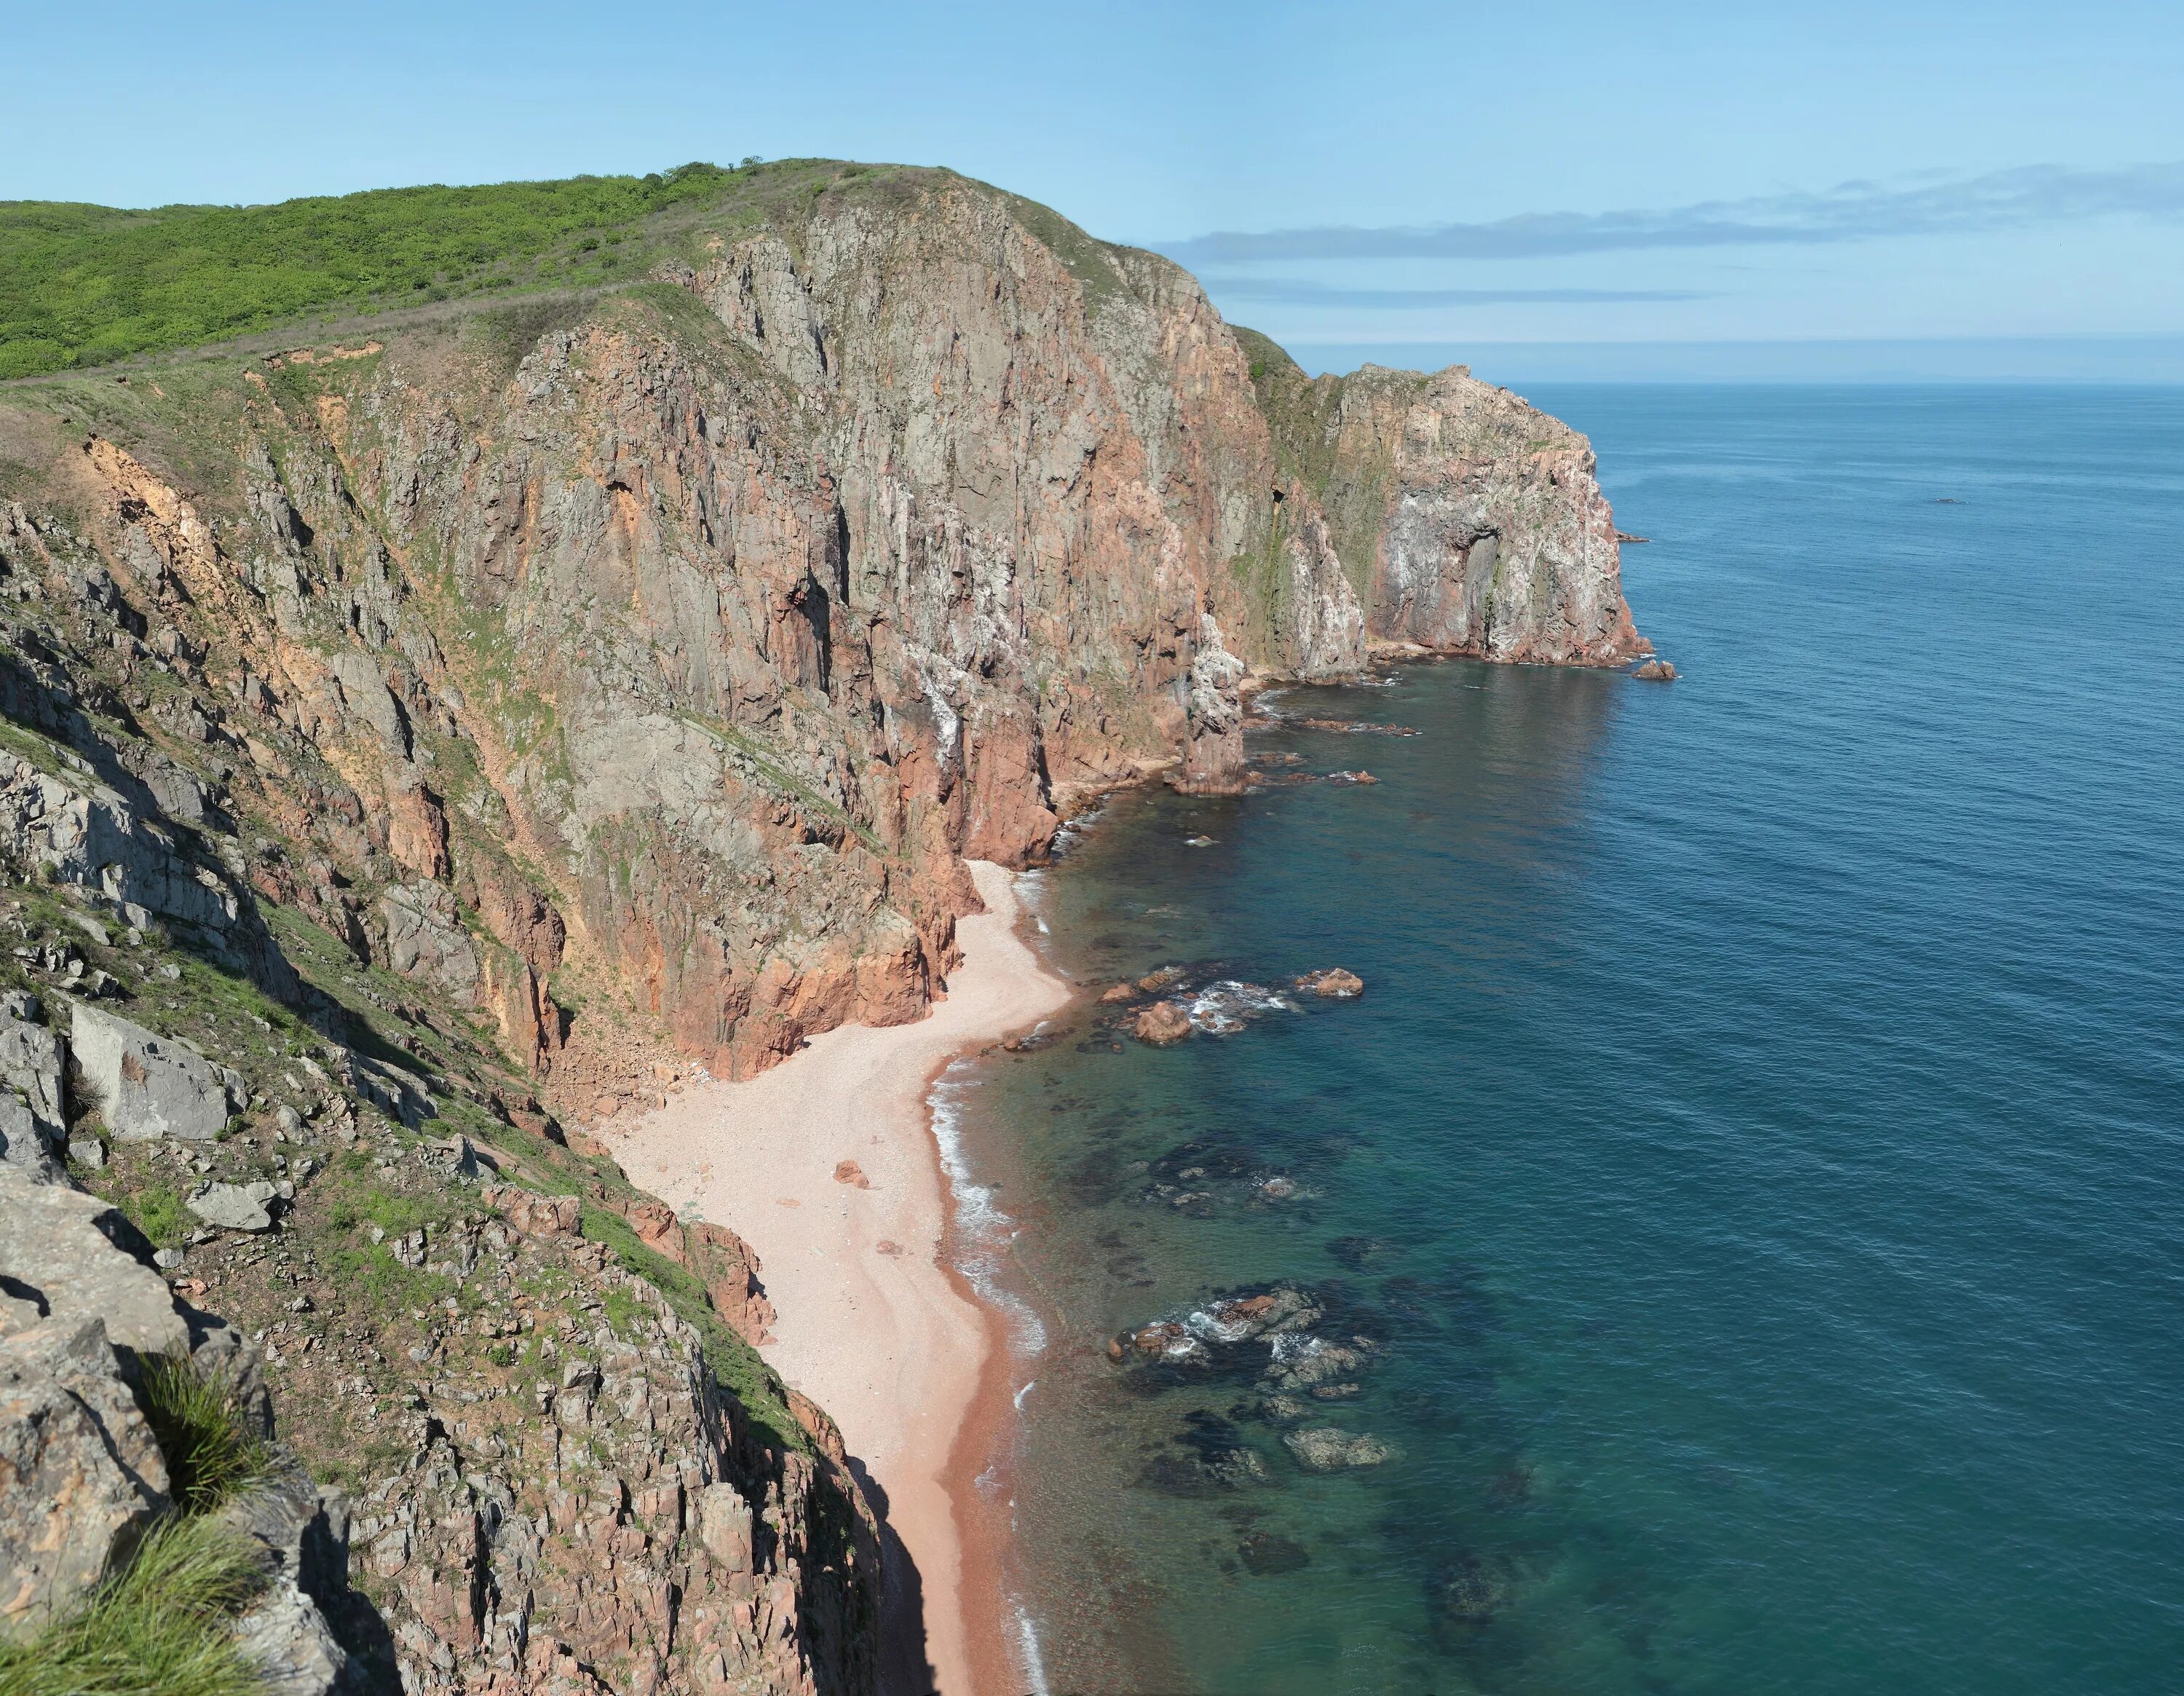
[1297,968,1365,998]
[1135,1001,1193,1045]
[1632,659,1678,681]
[1099,982,1139,1003]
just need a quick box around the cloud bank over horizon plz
[1157,162,2184,264]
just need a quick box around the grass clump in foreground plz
[0,1515,266,1696]
[0,1357,277,1692]
[138,1354,272,1515]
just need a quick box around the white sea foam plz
[1013,1600,1053,1696]
[1187,979,1294,1033]
[1013,1378,1038,1411]
[930,1063,1049,1359]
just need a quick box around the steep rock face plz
[1238,333,1648,666]
[0,166,1641,1092]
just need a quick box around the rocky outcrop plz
[0,1165,363,1686]
[0,1312,172,1637]
[1238,330,1648,667]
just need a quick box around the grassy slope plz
[0,158,919,379]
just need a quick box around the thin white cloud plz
[1199,279,1709,307]
[1159,162,2184,263]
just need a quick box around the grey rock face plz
[0,1317,172,1641]
[70,1001,242,1143]
[0,754,295,995]
[0,1166,189,1356]
[0,1012,66,1148]
[0,1095,61,1182]
[379,880,480,996]
[187,1180,277,1233]
[222,1451,352,1696]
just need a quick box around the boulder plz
[687,1219,778,1346]
[188,1180,276,1234]
[0,1166,189,1355]
[1134,1001,1192,1046]
[1282,1427,1393,1472]
[1099,982,1138,1003]
[1296,968,1365,998]
[233,1581,349,1696]
[1632,658,1677,681]
[0,1317,171,1640]
[481,1183,581,1240]
[70,1002,242,1142]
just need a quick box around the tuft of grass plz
[0,1515,266,1696]
[138,1354,271,1515]
[122,1182,190,1250]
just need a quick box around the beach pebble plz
[832,1160,871,1189]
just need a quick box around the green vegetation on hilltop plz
[0,159,871,380]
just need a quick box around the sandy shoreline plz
[609,861,1073,1696]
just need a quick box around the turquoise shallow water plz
[949,385,2184,1695]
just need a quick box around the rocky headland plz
[0,157,1646,1694]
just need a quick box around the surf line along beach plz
[610,860,1073,1696]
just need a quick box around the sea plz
[938,384,2184,1696]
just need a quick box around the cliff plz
[0,162,1645,1093]
[0,159,1645,1693]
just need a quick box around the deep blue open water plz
[950,386,2184,1695]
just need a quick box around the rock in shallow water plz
[1134,1001,1192,1045]
[1282,1427,1393,1471]
[1296,967,1365,998]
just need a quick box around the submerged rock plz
[1439,1551,1516,1626]
[1238,1530,1311,1574]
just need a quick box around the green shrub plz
[124,1182,189,1249]
[0,1515,266,1696]
[138,1354,270,1515]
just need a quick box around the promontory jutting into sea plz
[3,16,2178,1692]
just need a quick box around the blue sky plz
[8,0,2183,374]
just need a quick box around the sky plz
[7,0,2183,378]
